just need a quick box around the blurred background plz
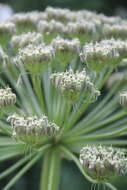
[1,0,127,17]
[1,0,127,190]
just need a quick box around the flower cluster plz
[10,32,43,48]
[80,38,127,70]
[45,6,71,21]
[0,21,16,34]
[7,114,59,144]
[37,19,99,36]
[103,23,127,38]
[16,44,55,64]
[45,7,98,22]
[37,20,65,34]
[10,13,33,26]
[0,87,16,108]
[80,145,127,182]
[65,20,99,35]
[50,69,100,103]
[51,36,80,53]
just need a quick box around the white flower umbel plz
[51,36,80,53]
[81,40,119,64]
[0,87,16,108]
[80,38,127,70]
[45,6,71,21]
[10,12,33,26]
[18,44,55,64]
[103,23,127,38]
[50,69,100,103]
[27,11,48,24]
[65,20,97,35]
[7,114,59,144]
[80,145,127,182]
[0,21,16,34]
[37,20,65,34]
[10,32,43,48]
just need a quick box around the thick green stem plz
[40,148,61,190]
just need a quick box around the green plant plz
[1,6,127,190]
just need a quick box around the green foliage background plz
[6,0,127,15]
